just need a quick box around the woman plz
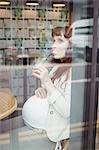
[22,27,72,150]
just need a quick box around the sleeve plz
[47,79,71,119]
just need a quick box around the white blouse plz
[22,66,58,129]
[22,95,49,129]
[22,65,71,141]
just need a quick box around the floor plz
[0,126,56,150]
[0,117,99,150]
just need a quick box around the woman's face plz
[52,34,69,59]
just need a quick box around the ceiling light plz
[53,3,65,7]
[26,1,39,6]
[0,0,10,5]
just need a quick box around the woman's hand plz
[35,87,47,98]
[32,64,55,95]
[32,64,51,85]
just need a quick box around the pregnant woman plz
[22,26,72,150]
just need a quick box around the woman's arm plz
[32,64,71,118]
[45,79,71,119]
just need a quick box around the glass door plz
[95,3,99,149]
[70,0,99,149]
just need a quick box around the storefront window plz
[0,0,98,150]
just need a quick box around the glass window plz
[0,0,98,150]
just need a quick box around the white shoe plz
[55,141,62,150]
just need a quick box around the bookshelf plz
[0,5,70,65]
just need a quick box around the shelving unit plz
[0,4,70,65]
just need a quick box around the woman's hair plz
[52,26,66,38]
[51,26,72,85]
[52,26,71,39]
[51,26,72,64]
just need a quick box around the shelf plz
[11,17,23,20]
[0,27,10,29]
[0,5,70,61]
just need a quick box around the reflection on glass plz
[0,0,98,150]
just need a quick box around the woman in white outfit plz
[22,27,72,150]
